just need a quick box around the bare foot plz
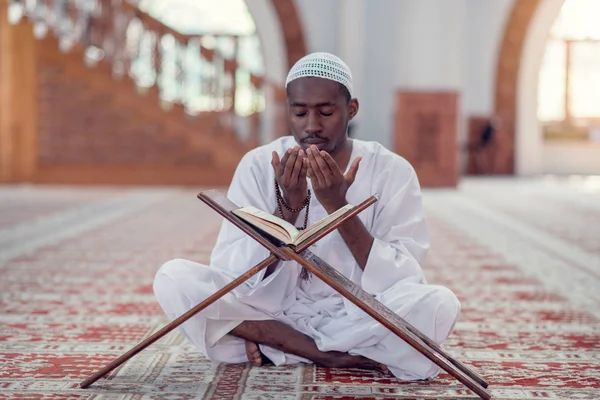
[245,341,262,366]
[331,353,390,375]
[231,321,386,373]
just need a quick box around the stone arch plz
[245,0,307,84]
[494,0,565,175]
[270,0,307,70]
[515,0,565,175]
[244,0,307,141]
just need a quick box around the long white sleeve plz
[209,151,276,285]
[208,142,301,306]
[360,162,430,295]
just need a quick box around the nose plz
[305,110,322,134]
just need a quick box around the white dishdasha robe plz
[153,136,460,380]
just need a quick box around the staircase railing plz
[7,0,266,120]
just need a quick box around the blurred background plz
[1,2,599,398]
[1,0,598,188]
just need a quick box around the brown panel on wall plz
[394,91,459,188]
[32,164,237,186]
[29,32,248,186]
[1,14,256,186]
[0,8,38,182]
[494,0,541,175]
[271,0,308,68]
[466,116,493,175]
[0,4,7,182]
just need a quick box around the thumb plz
[271,151,279,170]
[344,156,362,184]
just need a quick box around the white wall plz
[293,0,340,54]
[463,0,514,117]
[286,0,516,151]
[395,0,466,90]
[338,0,367,140]
[358,0,403,147]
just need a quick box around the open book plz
[232,203,354,246]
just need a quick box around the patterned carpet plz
[1,177,599,399]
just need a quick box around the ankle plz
[315,350,346,368]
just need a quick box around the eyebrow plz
[290,102,335,108]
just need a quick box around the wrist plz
[322,197,348,214]
[284,193,307,210]
[280,187,309,209]
[274,179,311,230]
[274,179,310,215]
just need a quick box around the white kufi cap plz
[285,52,354,97]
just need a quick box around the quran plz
[232,204,354,246]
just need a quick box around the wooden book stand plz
[80,189,491,400]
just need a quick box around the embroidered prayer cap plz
[285,52,354,98]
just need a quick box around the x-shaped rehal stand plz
[80,189,491,400]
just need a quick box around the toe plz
[250,349,261,366]
[378,363,390,375]
[252,353,262,366]
[245,341,262,367]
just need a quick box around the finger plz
[277,148,292,178]
[284,146,299,173]
[306,160,314,180]
[300,155,308,181]
[344,156,362,184]
[306,161,319,188]
[319,151,343,179]
[307,147,326,187]
[290,148,305,186]
[312,147,333,186]
[283,146,300,184]
[271,151,279,170]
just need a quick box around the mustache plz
[301,134,327,141]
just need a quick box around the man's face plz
[286,77,358,154]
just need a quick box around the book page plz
[233,206,299,241]
[295,204,354,244]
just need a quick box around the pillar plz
[0,7,38,182]
[393,0,466,187]
[338,0,366,138]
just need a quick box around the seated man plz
[153,52,460,380]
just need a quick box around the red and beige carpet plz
[1,178,599,399]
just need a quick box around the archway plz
[494,0,545,175]
[244,0,307,81]
[514,0,565,175]
[268,0,307,70]
[494,0,600,175]
[245,0,307,140]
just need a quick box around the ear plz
[348,99,359,120]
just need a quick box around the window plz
[135,0,265,116]
[538,0,600,140]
